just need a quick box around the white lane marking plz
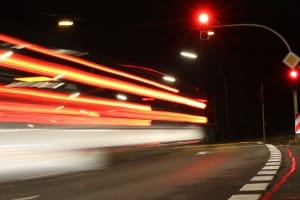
[228,144,279,200]
[251,176,274,181]
[239,183,269,191]
[270,152,281,155]
[12,195,40,200]
[265,162,281,166]
[262,165,280,170]
[258,170,277,175]
[268,158,281,162]
[195,151,211,155]
[228,194,261,200]
[270,156,281,158]
[269,149,280,151]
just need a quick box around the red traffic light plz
[198,13,209,24]
[289,69,299,80]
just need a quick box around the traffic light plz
[289,69,299,81]
[198,13,209,25]
[197,12,210,40]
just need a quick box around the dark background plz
[1,0,299,141]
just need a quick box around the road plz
[0,142,293,200]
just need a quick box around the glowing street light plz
[180,51,198,59]
[58,19,74,27]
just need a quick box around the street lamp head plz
[180,51,198,59]
[58,19,74,27]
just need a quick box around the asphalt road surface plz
[0,142,293,200]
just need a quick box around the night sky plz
[1,0,300,141]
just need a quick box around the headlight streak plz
[0,34,179,93]
[0,52,206,109]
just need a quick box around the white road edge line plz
[239,183,269,191]
[265,162,281,166]
[262,166,280,170]
[251,175,274,181]
[228,194,261,200]
[258,170,278,175]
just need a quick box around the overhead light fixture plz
[180,51,198,59]
[58,19,74,27]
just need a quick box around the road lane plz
[0,142,271,200]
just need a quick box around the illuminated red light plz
[198,13,209,24]
[290,69,298,79]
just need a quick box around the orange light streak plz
[0,34,179,93]
[0,113,151,126]
[101,110,208,124]
[0,86,151,111]
[0,53,206,109]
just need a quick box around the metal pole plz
[293,88,298,141]
[221,70,229,130]
[212,23,292,52]
[293,88,298,116]
[260,82,266,140]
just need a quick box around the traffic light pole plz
[212,23,292,52]
[212,23,298,138]
[293,88,298,115]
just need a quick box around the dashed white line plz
[268,158,281,162]
[262,166,280,170]
[228,144,281,200]
[251,176,274,181]
[258,170,277,175]
[12,195,40,200]
[270,156,282,159]
[228,194,261,200]
[265,162,281,166]
[239,183,269,191]
[270,152,281,155]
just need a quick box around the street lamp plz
[180,50,229,132]
[180,51,198,59]
[58,19,74,27]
